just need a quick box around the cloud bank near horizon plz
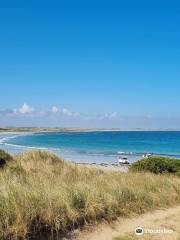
[0,103,180,129]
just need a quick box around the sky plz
[0,0,180,128]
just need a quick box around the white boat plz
[118,156,130,164]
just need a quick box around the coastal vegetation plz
[0,127,86,133]
[0,150,13,168]
[0,150,180,239]
[130,156,180,175]
[0,127,116,133]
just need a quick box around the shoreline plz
[1,131,180,171]
[0,132,129,172]
[1,131,180,166]
[74,161,129,172]
[1,127,180,133]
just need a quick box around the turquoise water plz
[1,131,180,163]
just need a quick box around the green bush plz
[0,149,13,168]
[130,156,180,175]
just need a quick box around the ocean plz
[1,131,180,164]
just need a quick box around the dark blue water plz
[2,131,180,163]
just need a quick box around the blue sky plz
[0,0,180,128]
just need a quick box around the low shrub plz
[0,149,13,168]
[130,156,180,175]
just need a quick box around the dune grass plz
[0,150,180,239]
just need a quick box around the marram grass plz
[0,150,180,239]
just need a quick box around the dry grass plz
[0,150,180,239]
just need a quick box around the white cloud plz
[73,112,80,117]
[97,112,119,120]
[109,112,118,119]
[52,106,59,113]
[61,108,80,117]
[19,103,34,114]
[62,108,73,116]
